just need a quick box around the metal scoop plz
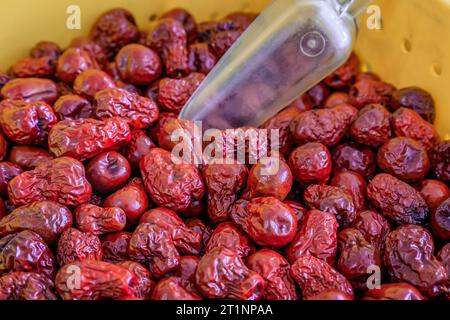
[179,0,371,130]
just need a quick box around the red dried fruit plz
[363,283,425,300]
[349,79,395,108]
[307,290,354,300]
[438,244,450,277]
[392,87,436,123]
[332,142,376,179]
[48,117,131,161]
[185,218,213,252]
[95,88,159,129]
[56,48,99,84]
[384,225,447,297]
[205,222,254,258]
[101,231,131,263]
[103,179,150,227]
[285,209,338,264]
[231,197,297,248]
[188,43,218,74]
[367,174,429,225]
[117,261,154,300]
[75,203,126,235]
[392,107,440,150]
[53,94,93,121]
[324,92,353,108]
[157,73,205,113]
[128,222,180,279]
[0,201,72,244]
[151,276,202,300]
[73,69,117,101]
[431,198,450,241]
[0,271,58,300]
[69,36,109,68]
[288,143,332,187]
[55,260,139,300]
[0,78,58,104]
[330,171,366,211]
[8,146,52,171]
[247,249,298,300]
[31,41,61,62]
[417,179,450,211]
[160,8,198,42]
[303,184,356,229]
[349,104,392,147]
[377,137,430,182]
[290,104,357,147]
[0,230,55,278]
[86,151,131,194]
[140,207,202,255]
[290,255,354,300]
[0,99,57,145]
[90,8,140,58]
[430,140,450,182]
[353,210,391,251]
[284,201,308,225]
[8,157,92,207]
[140,148,204,213]
[0,131,7,161]
[12,56,55,78]
[324,52,360,89]
[57,228,102,266]
[337,228,381,290]
[0,161,23,197]
[148,18,189,76]
[122,129,156,171]
[195,247,264,300]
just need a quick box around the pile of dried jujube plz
[0,7,449,301]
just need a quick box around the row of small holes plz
[402,38,443,77]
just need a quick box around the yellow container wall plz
[0,0,448,136]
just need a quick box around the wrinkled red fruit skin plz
[438,244,450,277]
[202,163,248,223]
[86,151,131,194]
[286,209,337,265]
[306,290,354,300]
[384,225,447,297]
[231,197,297,248]
[117,261,154,300]
[417,179,450,211]
[123,129,156,171]
[0,99,57,145]
[325,92,352,109]
[101,231,131,263]
[0,78,58,104]
[367,174,429,225]
[0,271,58,300]
[290,104,357,147]
[128,222,180,279]
[56,48,99,84]
[392,108,440,150]
[148,18,189,77]
[8,156,92,207]
[48,117,131,161]
[140,207,202,255]
[324,52,360,89]
[103,179,150,227]
[12,56,55,79]
[284,201,308,225]
[0,201,72,244]
[90,8,140,58]
[75,203,126,235]
[188,43,218,74]
[95,88,159,129]
[244,157,293,201]
[349,104,392,148]
[430,140,450,182]
[115,44,162,86]
[151,276,202,300]
[8,146,53,171]
[431,198,450,241]
[303,184,356,229]
[353,210,391,252]
[195,247,264,300]
[185,218,212,252]
[0,131,7,161]
[8,157,92,207]
[73,69,117,101]
[157,73,205,113]
[392,87,436,123]
[57,228,102,266]
[288,143,332,187]
[205,222,254,258]
[0,230,55,278]
[69,37,108,69]
[377,137,430,182]
[53,94,93,121]
[140,148,204,213]
[349,79,395,109]
[161,8,198,42]
[337,228,381,290]
[330,171,367,211]
[290,255,354,300]
[332,142,376,179]
[0,162,23,197]
[363,283,425,300]
[247,249,298,300]
[55,260,139,300]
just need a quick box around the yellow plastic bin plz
[0,0,448,136]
